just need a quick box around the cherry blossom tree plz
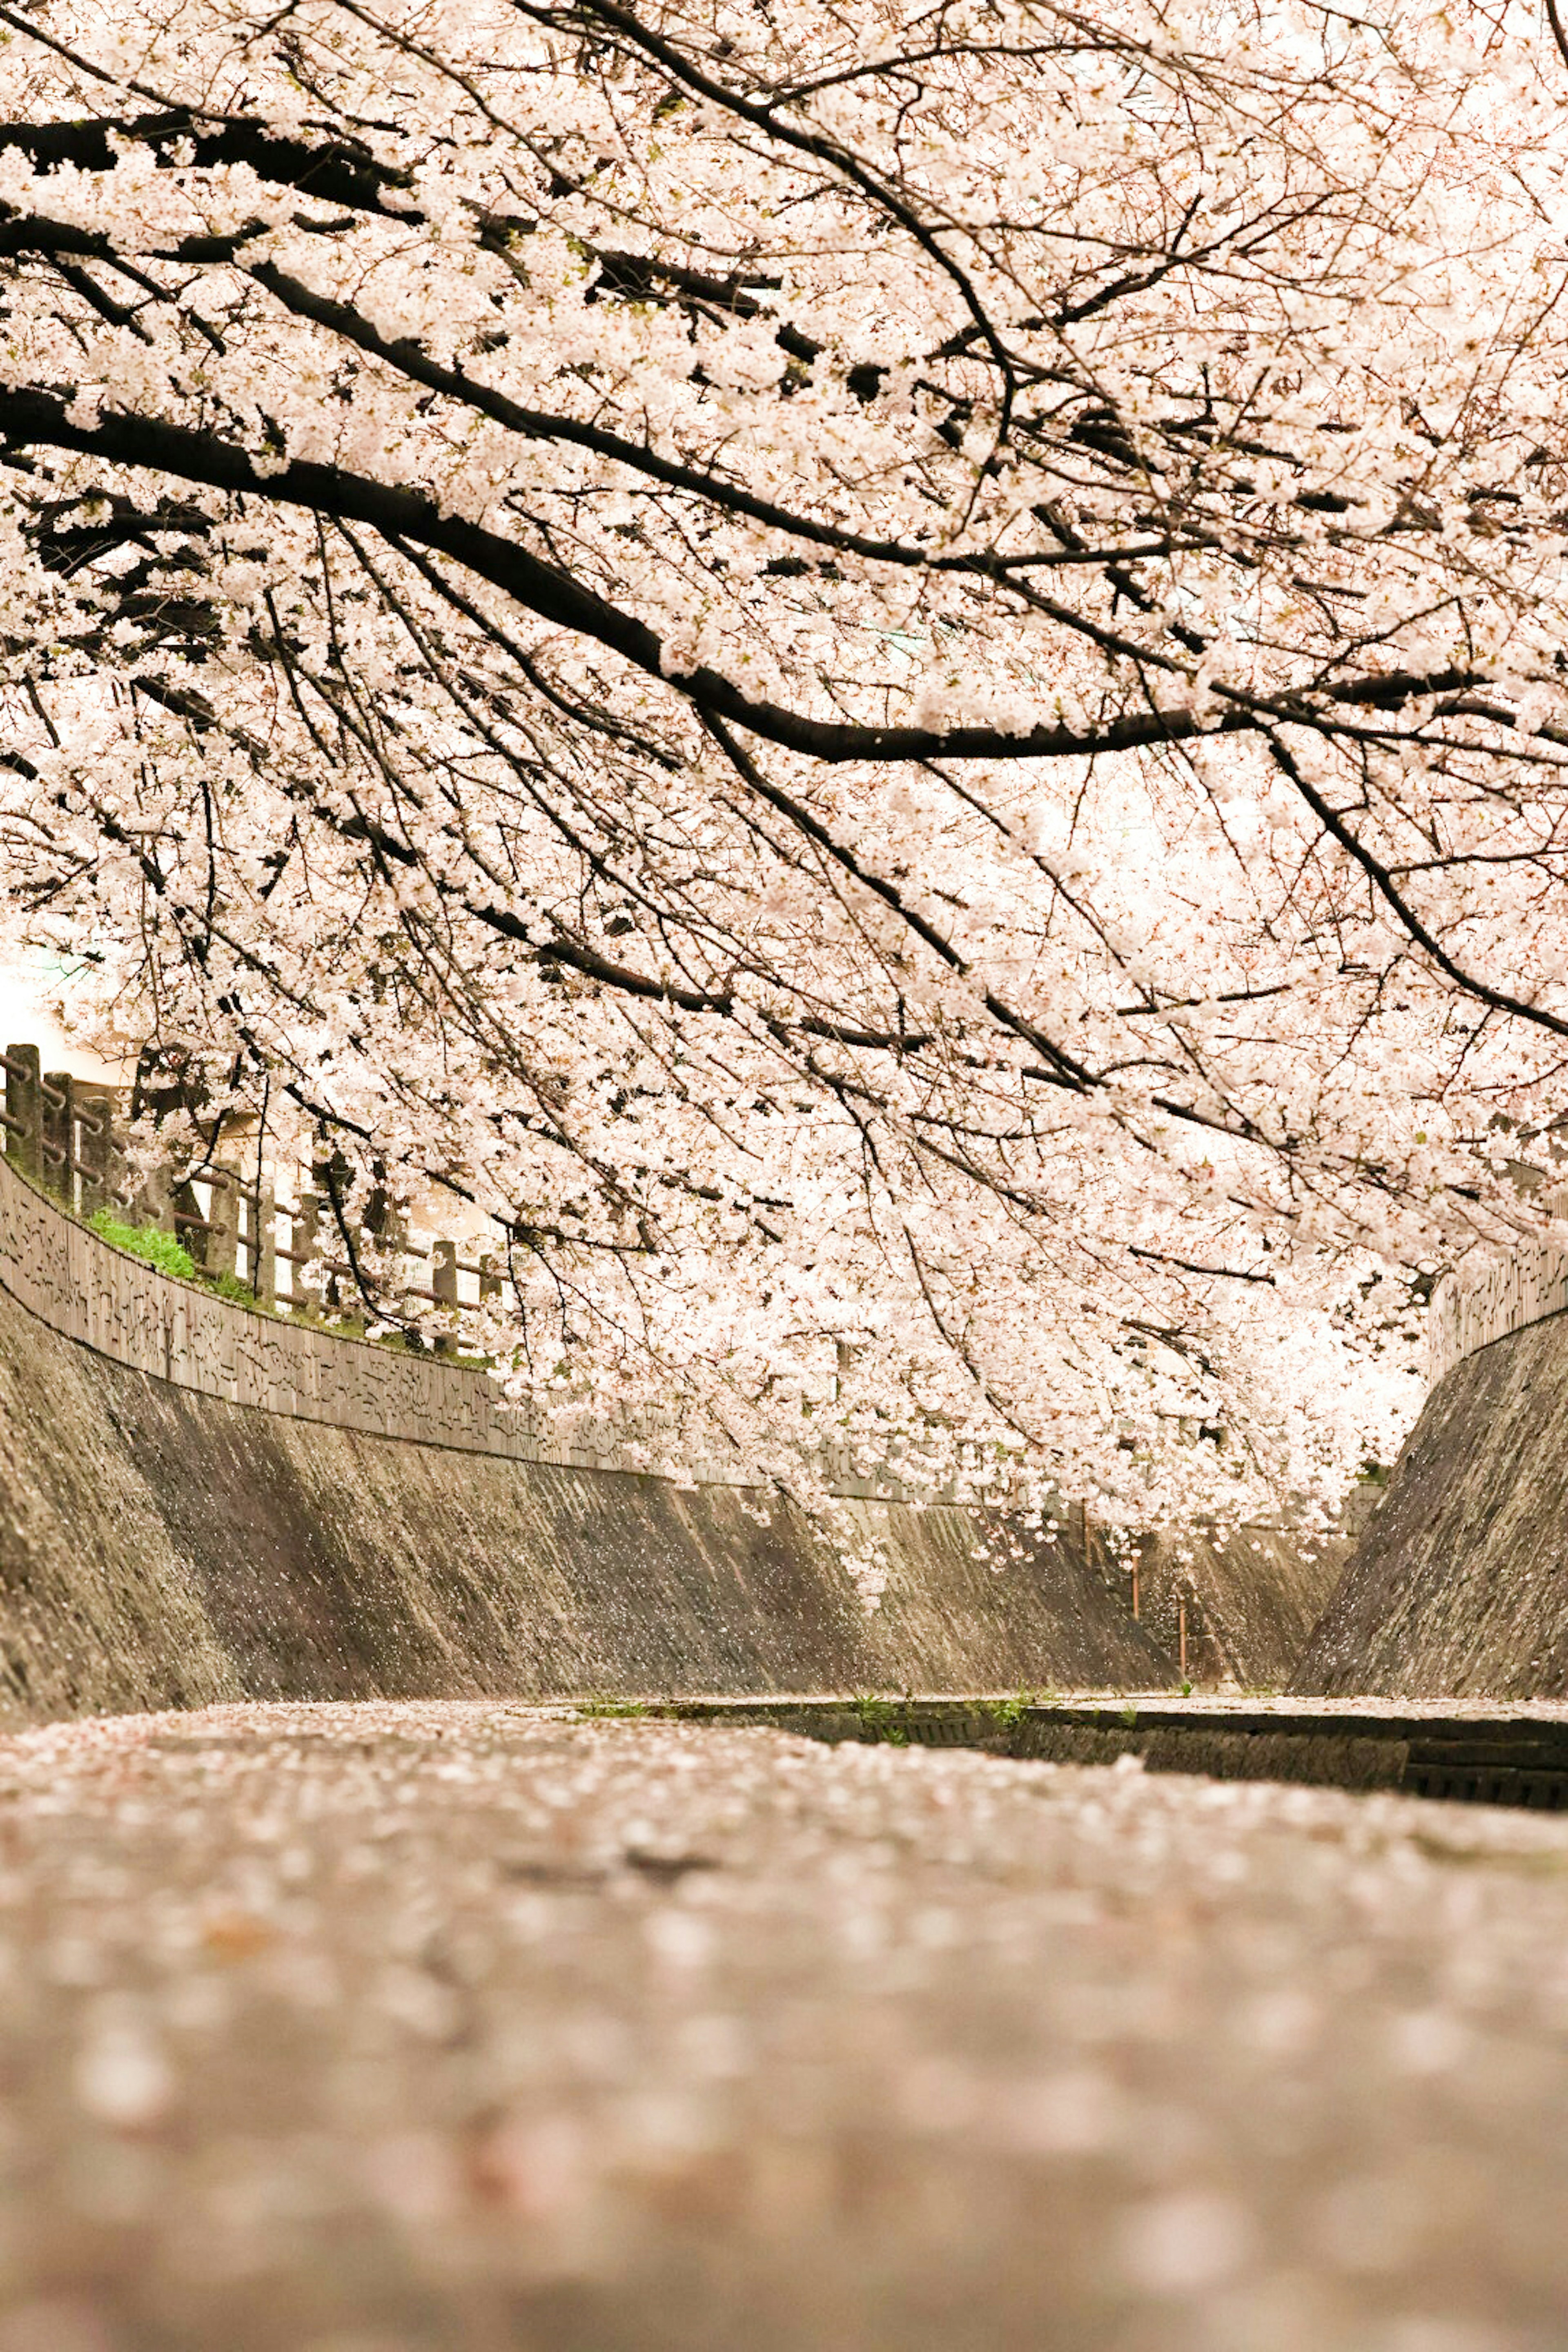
[0,0,1565,1537]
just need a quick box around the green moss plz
[575,1697,649,1719]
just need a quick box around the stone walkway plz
[0,1701,1565,2351]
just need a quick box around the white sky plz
[0,954,127,1081]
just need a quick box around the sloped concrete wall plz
[1295,1314,1568,1698]
[0,1148,1344,1717]
[1426,1198,1568,1388]
[1136,1522,1350,1691]
[0,1169,1175,1724]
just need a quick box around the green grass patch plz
[984,1689,1043,1731]
[88,1209,266,1307]
[87,1209,196,1281]
[202,1267,263,1307]
[85,1204,503,1353]
[851,1694,910,1745]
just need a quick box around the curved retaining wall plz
[1296,1311,1568,1698]
[0,1145,734,1480]
[1289,1195,1568,1697]
[0,1154,1186,1723]
[0,1145,987,1506]
[1133,1521,1348,1693]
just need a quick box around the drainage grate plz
[659,1699,1568,1812]
[1402,1762,1568,1809]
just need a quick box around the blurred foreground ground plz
[0,1701,1564,2352]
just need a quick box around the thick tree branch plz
[0,111,413,216]
[0,387,1495,775]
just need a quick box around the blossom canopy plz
[1,0,1565,1531]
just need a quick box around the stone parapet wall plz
[1427,1195,1568,1388]
[0,1145,748,1482]
[0,1144,959,1503]
[1428,1243,1568,1386]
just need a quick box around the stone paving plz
[0,1701,1566,2352]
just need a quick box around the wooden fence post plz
[312,1154,362,1311]
[291,1189,322,1306]
[75,1086,118,1216]
[432,1237,459,1354]
[133,1161,176,1232]
[250,1185,277,1307]
[2,1044,42,1183]
[203,1164,241,1279]
[42,1070,75,1206]
[168,1173,205,1260]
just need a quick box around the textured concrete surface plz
[0,1263,1174,1725]
[0,1137,1348,1715]
[0,1144,989,1497]
[1133,1521,1347,1690]
[1427,1221,1568,1387]
[0,1139,1339,1722]
[0,1149,595,1471]
[0,1702,1565,2352]
[1298,1315,1568,1698]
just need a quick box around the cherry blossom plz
[1,0,1566,1532]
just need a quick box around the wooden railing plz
[0,1041,496,1341]
[0,1042,984,1504]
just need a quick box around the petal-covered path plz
[0,1702,1565,2352]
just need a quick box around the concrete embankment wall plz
[1136,1521,1349,1692]
[0,1153,1187,1722]
[1296,1313,1568,1699]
